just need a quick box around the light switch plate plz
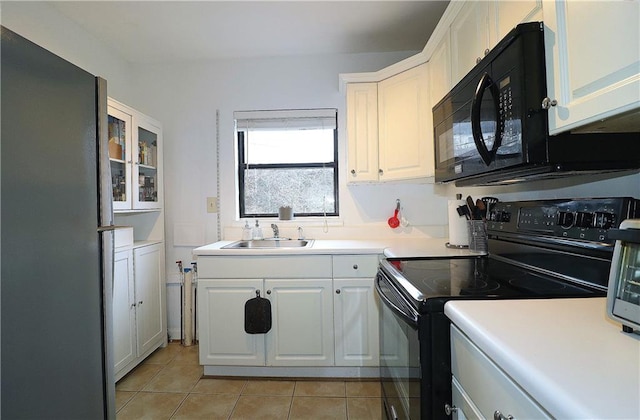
[206,197,218,213]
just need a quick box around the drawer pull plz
[353,264,359,270]
[444,404,458,416]
[494,410,514,420]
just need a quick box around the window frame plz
[236,121,340,219]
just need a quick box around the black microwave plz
[433,22,640,186]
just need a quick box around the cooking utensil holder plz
[467,220,488,252]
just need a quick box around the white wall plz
[127,52,439,257]
[1,2,132,102]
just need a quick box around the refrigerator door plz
[1,26,114,418]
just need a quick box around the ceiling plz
[50,1,450,64]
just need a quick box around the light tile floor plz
[116,343,382,419]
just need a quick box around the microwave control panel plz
[487,198,640,243]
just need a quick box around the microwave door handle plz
[471,72,503,166]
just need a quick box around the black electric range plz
[376,197,640,420]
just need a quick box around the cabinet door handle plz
[541,97,558,109]
[138,300,143,305]
[444,404,458,416]
[378,169,384,175]
[350,169,356,175]
[494,410,514,420]
[335,289,341,294]
[476,56,482,64]
[484,48,490,56]
[266,290,271,295]
[131,303,136,308]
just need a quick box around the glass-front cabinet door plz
[133,117,161,209]
[108,98,162,212]
[108,105,133,211]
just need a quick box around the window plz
[235,109,338,218]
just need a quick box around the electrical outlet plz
[206,197,218,213]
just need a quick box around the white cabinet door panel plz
[265,278,334,366]
[197,279,265,366]
[543,0,640,133]
[378,63,432,180]
[133,243,164,356]
[493,0,543,41]
[451,1,491,84]
[346,83,379,182]
[334,278,379,366]
[113,249,135,373]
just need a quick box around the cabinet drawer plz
[332,255,379,278]
[198,255,332,278]
[451,326,551,419]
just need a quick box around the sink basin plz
[222,239,314,249]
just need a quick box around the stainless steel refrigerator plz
[1,26,116,418]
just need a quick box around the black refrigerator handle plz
[471,72,503,166]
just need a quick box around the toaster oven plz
[607,219,640,333]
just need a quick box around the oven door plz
[376,270,421,420]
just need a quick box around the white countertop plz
[192,238,485,258]
[445,298,640,419]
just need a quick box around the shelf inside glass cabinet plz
[137,127,158,203]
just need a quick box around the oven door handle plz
[375,275,419,328]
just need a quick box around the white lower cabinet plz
[113,249,135,374]
[196,254,380,372]
[197,277,333,367]
[265,278,334,366]
[333,255,380,366]
[113,242,165,381]
[450,325,551,419]
[198,279,265,366]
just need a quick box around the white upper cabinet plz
[108,98,163,212]
[378,63,433,181]
[346,63,433,183]
[346,83,379,182]
[451,0,492,84]
[543,0,640,134]
[428,28,452,108]
[493,0,543,41]
[450,0,542,86]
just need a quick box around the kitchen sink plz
[222,239,314,249]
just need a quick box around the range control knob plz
[576,212,594,228]
[558,211,575,228]
[594,212,616,229]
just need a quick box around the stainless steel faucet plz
[270,223,279,238]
